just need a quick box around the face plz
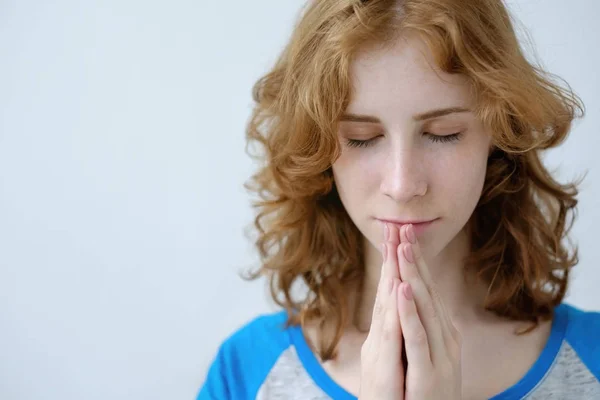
[332,34,492,259]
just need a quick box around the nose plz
[380,146,428,203]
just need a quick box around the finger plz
[401,224,456,342]
[403,224,460,350]
[377,278,404,375]
[402,224,443,311]
[374,223,401,325]
[367,242,394,348]
[398,281,432,371]
[386,222,401,281]
[367,223,403,354]
[398,241,447,364]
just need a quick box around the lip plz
[378,217,437,224]
[376,217,439,235]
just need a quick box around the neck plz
[353,227,493,333]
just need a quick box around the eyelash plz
[345,132,462,148]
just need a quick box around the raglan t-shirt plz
[198,302,600,399]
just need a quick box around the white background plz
[1,1,598,399]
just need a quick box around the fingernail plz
[384,223,390,241]
[403,283,413,300]
[407,224,416,244]
[403,244,414,263]
[381,243,387,262]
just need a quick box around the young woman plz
[199,0,599,399]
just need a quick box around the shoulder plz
[229,309,292,345]
[560,302,600,380]
[561,302,600,343]
[218,310,293,364]
[198,310,293,400]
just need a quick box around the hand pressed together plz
[358,223,463,400]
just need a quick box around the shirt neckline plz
[288,303,569,400]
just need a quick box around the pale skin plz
[308,223,473,399]
[302,34,554,399]
[359,222,462,400]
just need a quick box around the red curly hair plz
[242,0,585,362]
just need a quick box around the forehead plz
[347,35,474,119]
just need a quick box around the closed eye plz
[344,132,462,148]
[345,137,380,148]
[425,132,462,143]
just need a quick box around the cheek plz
[332,151,382,207]
[433,146,488,210]
[333,150,380,186]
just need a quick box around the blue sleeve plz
[564,304,600,381]
[197,311,292,400]
[197,342,231,399]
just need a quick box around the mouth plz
[376,218,439,235]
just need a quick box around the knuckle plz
[430,286,443,304]
[371,301,385,325]
[381,322,395,342]
[426,301,438,321]
[411,327,428,346]
[373,301,385,320]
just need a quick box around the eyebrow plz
[340,106,471,123]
